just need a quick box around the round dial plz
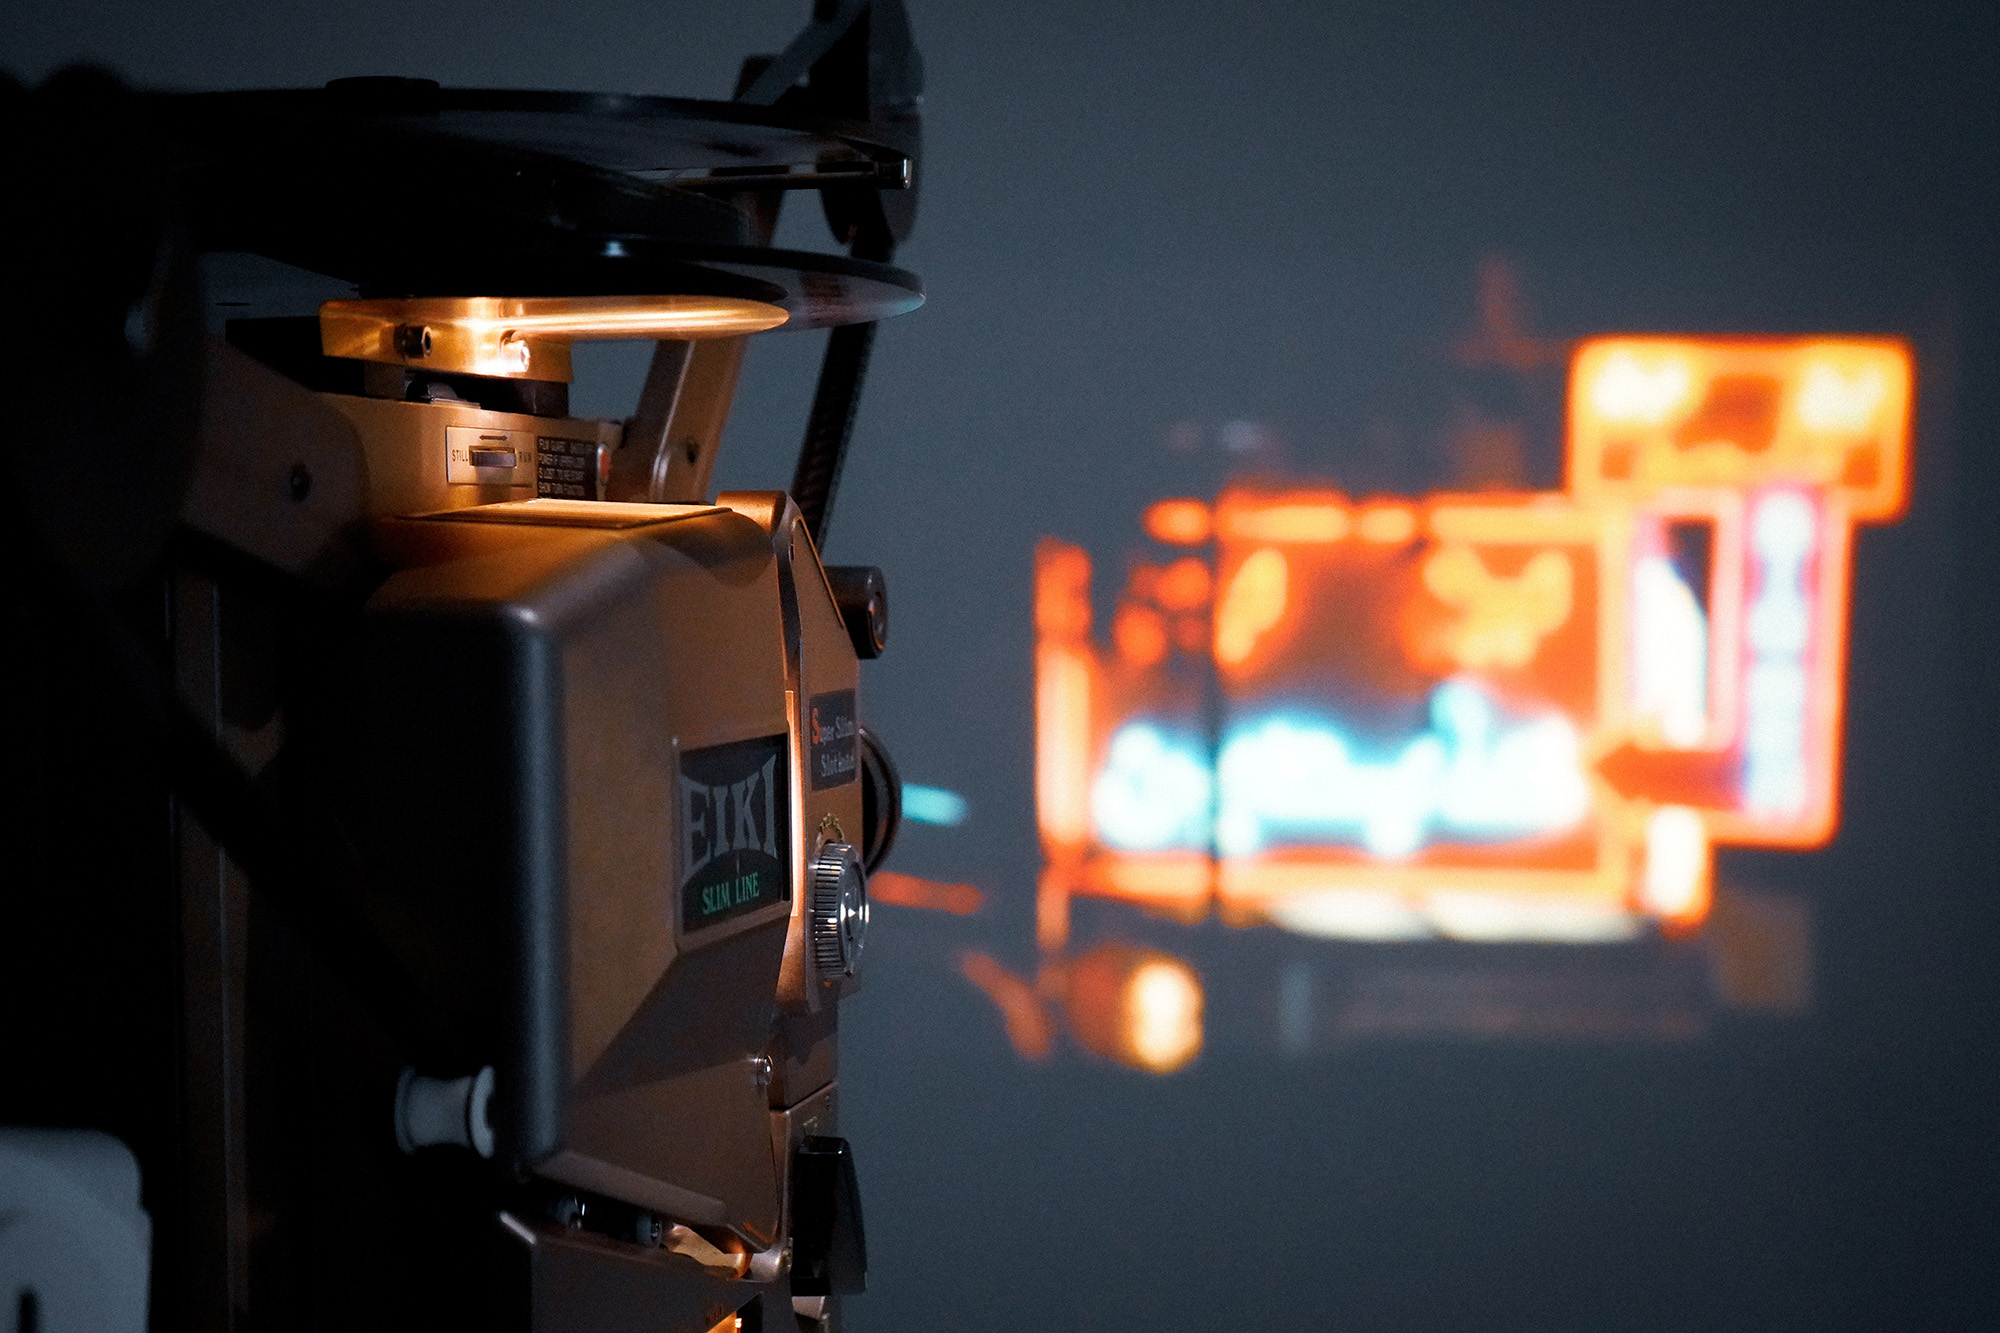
[809,842,869,981]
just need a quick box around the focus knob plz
[809,842,869,981]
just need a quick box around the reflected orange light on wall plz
[871,871,986,916]
[960,951,1055,1062]
[1035,337,1913,947]
[959,944,1206,1074]
[1061,944,1205,1074]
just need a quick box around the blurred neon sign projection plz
[1035,337,1912,949]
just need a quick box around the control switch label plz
[536,436,604,500]
[445,425,535,486]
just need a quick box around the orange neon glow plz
[1417,543,1575,671]
[1035,336,1913,944]
[1088,853,1213,907]
[1570,338,1911,521]
[1113,605,1170,667]
[1034,539,1094,638]
[1638,805,1712,931]
[1035,541,1096,850]
[1357,503,1417,543]
[1155,557,1214,610]
[1035,645,1092,847]
[869,871,985,916]
[1218,495,1350,544]
[1213,548,1289,666]
[1143,498,1214,545]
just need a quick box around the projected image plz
[952,332,1904,1056]
[911,333,1911,1071]
[1034,337,1910,956]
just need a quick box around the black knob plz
[856,725,902,875]
[791,1136,866,1298]
[825,566,888,659]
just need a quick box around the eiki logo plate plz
[679,733,791,933]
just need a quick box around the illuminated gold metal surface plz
[667,1224,752,1279]
[320,294,790,382]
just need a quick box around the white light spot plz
[1641,805,1707,918]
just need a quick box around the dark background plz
[7,2,1998,1328]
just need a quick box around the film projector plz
[2,3,925,1331]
